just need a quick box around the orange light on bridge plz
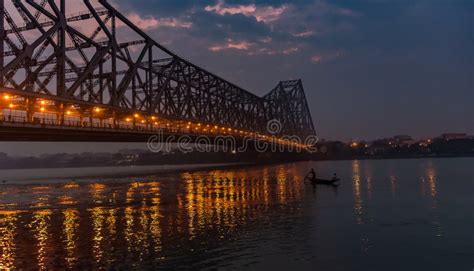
[125,118,131,122]
[8,103,14,109]
[40,107,45,112]
[3,94,10,100]
[94,107,101,113]
[66,111,72,115]
[134,113,140,118]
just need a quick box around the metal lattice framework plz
[264,80,316,138]
[0,0,316,139]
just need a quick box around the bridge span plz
[0,0,316,148]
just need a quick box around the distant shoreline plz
[313,153,474,162]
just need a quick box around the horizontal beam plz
[4,8,109,34]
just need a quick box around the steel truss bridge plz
[0,0,316,148]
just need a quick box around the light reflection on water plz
[0,159,472,270]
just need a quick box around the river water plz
[0,158,472,270]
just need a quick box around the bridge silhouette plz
[0,0,316,149]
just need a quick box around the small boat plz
[306,177,341,186]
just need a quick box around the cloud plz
[125,13,193,30]
[310,55,323,63]
[204,0,289,23]
[209,39,254,52]
[310,50,345,63]
[246,45,301,56]
[282,47,300,55]
[209,39,302,56]
[336,7,359,17]
[293,30,316,38]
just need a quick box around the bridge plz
[0,0,316,149]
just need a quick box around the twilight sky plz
[110,0,473,140]
[0,0,473,156]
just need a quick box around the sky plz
[0,0,473,156]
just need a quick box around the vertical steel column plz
[58,103,64,125]
[57,0,66,96]
[27,98,34,122]
[99,62,103,103]
[111,15,117,105]
[0,0,4,88]
[148,46,153,112]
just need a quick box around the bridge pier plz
[112,110,117,129]
[26,98,35,123]
[56,103,63,126]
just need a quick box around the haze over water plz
[0,158,472,270]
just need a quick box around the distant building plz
[392,135,415,146]
[441,133,468,140]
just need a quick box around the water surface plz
[0,158,472,270]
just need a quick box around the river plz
[0,158,472,270]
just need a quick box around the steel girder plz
[0,0,316,137]
[263,80,316,139]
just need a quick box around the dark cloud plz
[113,0,215,16]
